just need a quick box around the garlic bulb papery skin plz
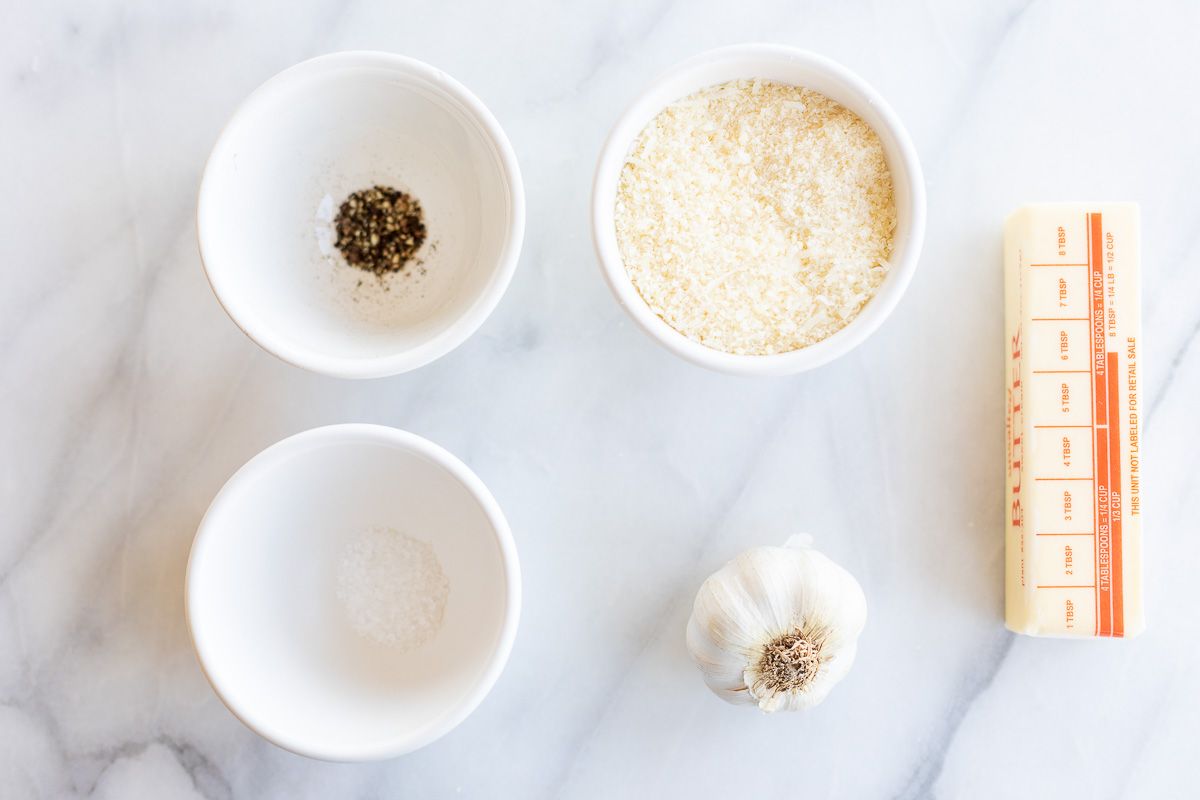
[685,536,867,712]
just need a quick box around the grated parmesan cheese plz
[614,79,896,355]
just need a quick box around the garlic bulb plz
[685,536,867,712]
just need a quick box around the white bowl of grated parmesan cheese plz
[186,424,520,760]
[592,44,925,375]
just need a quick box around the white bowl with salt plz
[186,424,520,761]
[198,52,524,379]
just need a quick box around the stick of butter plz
[1004,203,1144,637]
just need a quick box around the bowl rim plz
[197,51,526,380]
[185,423,522,761]
[590,43,926,376]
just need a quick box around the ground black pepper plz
[334,186,427,277]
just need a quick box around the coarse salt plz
[336,525,450,651]
[614,79,896,355]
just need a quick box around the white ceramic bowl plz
[198,52,525,379]
[186,424,520,761]
[592,44,926,376]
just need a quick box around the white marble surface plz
[3,0,1199,797]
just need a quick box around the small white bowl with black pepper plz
[186,424,521,761]
[592,44,925,376]
[198,52,525,379]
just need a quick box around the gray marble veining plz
[2,0,1198,797]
